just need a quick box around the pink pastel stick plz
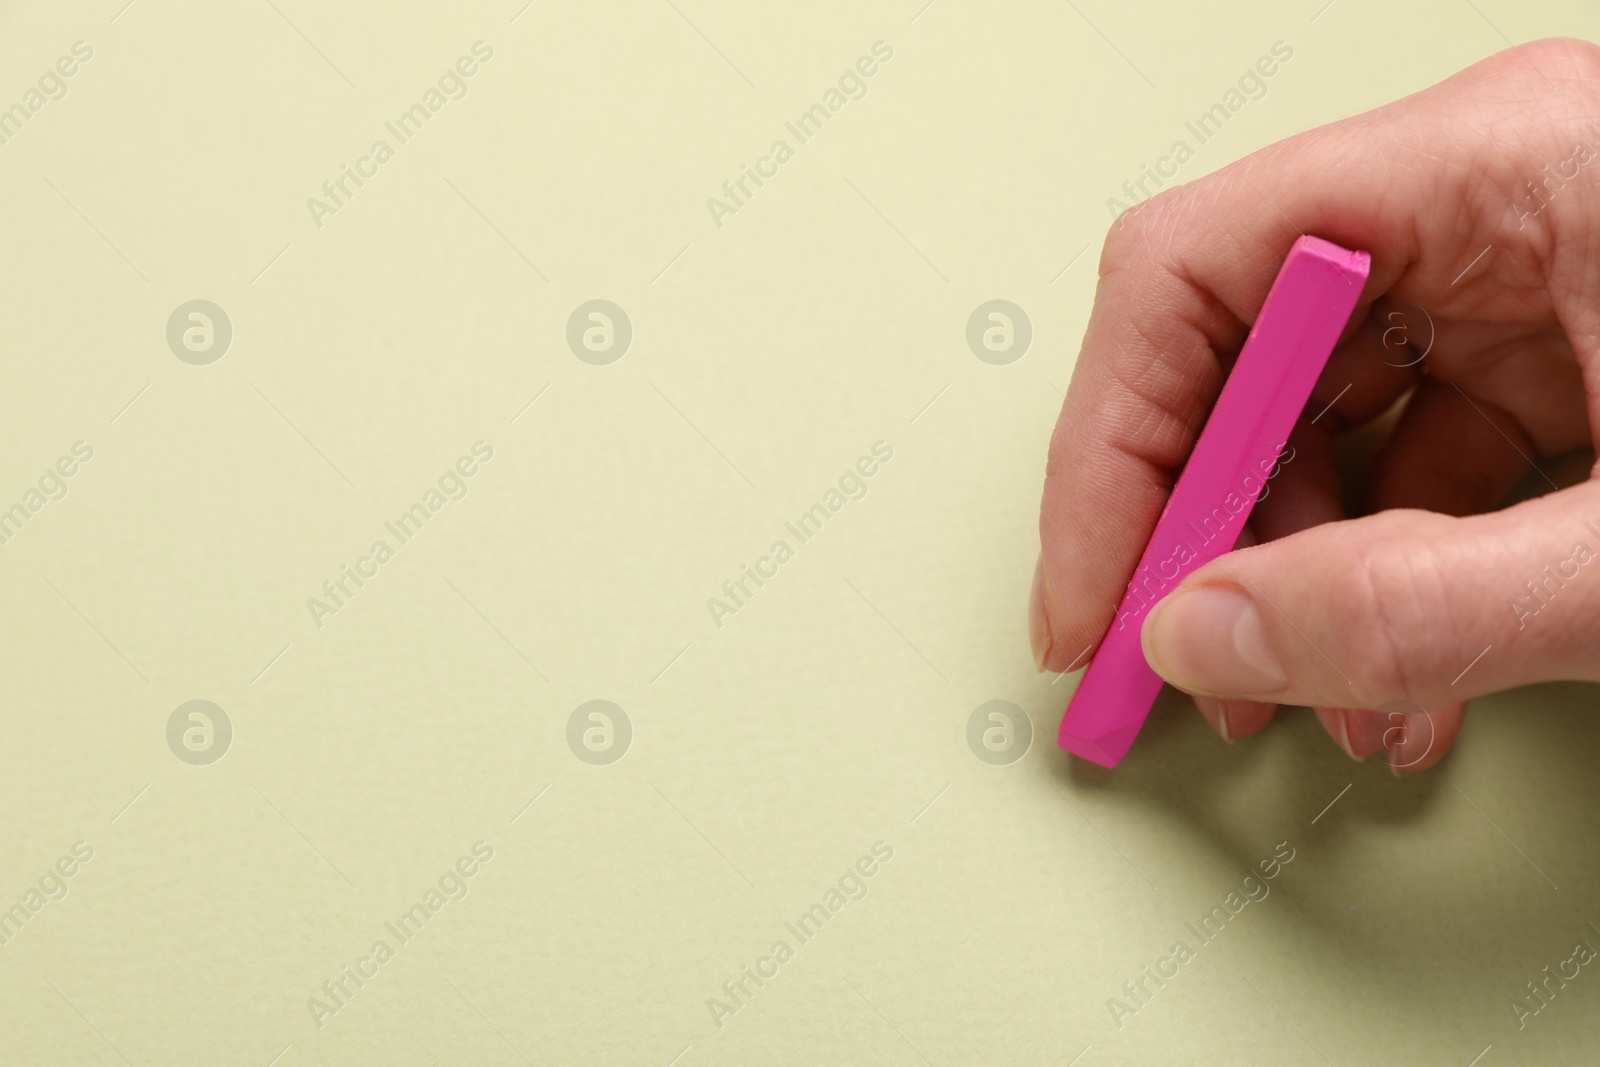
[1057,235,1370,768]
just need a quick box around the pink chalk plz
[1057,235,1370,768]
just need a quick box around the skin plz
[1030,37,1600,775]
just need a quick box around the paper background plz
[2,0,1599,1063]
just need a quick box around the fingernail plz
[1336,710,1362,762]
[1345,709,1391,758]
[1386,718,1410,777]
[1029,554,1051,672]
[1196,698,1236,744]
[1386,713,1427,777]
[1314,707,1362,761]
[1143,584,1286,695]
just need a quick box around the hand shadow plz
[1044,678,1600,1035]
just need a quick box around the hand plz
[1031,38,1600,774]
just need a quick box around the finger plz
[1244,418,1343,541]
[1371,702,1468,776]
[1301,372,1546,767]
[1366,379,1545,516]
[1185,421,1344,743]
[1139,478,1600,711]
[1306,309,1573,437]
[1313,707,1364,761]
[1193,696,1229,741]
[1365,328,1589,516]
[1313,703,1467,770]
[1193,695,1277,742]
[1421,321,1585,461]
[1313,342,1581,765]
[1344,707,1391,758]
[1034,39,1600,673]
[1301,297,1426,434]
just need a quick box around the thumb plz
[1139,480,1600,712]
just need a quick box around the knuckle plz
[1527,36,1600,86]
[1480,38,1600,113]
[1102,344,1201,453]
[1336,515,1453,707]
[1482,36,1595,83]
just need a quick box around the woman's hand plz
[1031,38,1600,773]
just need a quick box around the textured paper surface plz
[2,1,1599,1064]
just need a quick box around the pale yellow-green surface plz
[2,1,1599,1064]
